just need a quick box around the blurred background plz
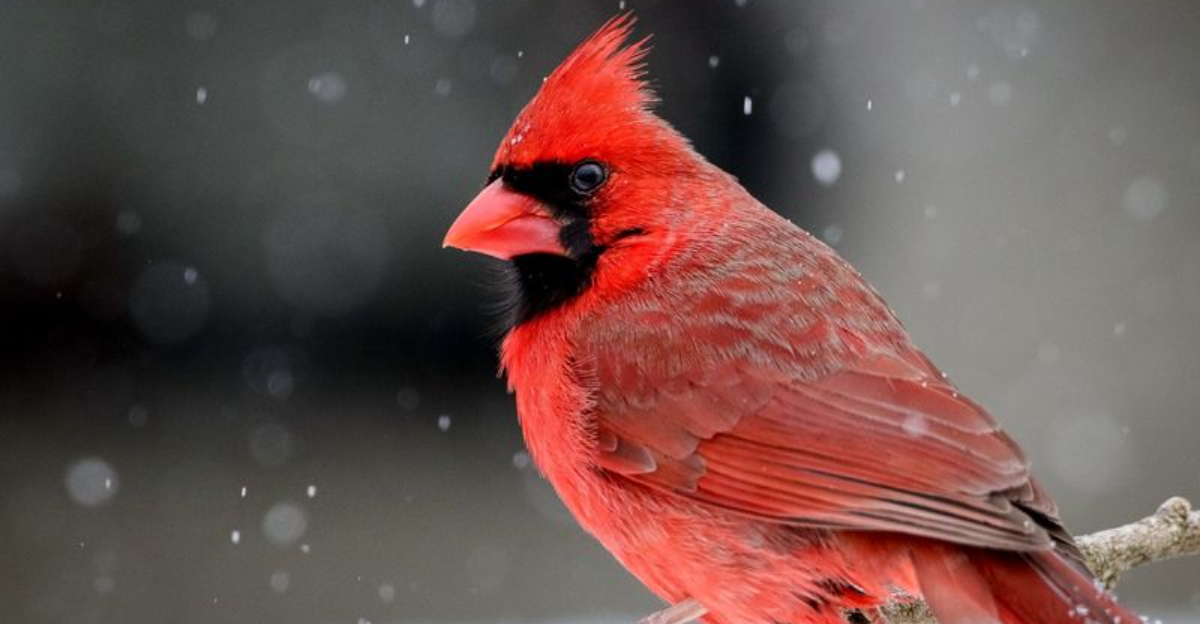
[1,0,1198,623]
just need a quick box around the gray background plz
[0,0,1197,623]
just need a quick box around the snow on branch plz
[852,497,1200,624]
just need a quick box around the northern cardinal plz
[444,15,1139,624]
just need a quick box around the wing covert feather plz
[591,347,1055,552]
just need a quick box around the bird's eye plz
[570,161,607,194]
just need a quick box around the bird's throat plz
[501,252,598,328]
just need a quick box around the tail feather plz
[911,547,1001,624]
[914,546,1141,624]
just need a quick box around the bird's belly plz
[557,470,913,624]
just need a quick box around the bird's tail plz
[912,545,1140,624]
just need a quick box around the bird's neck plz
[501,309,597,485]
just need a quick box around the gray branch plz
[849,497,1200,624]
[1077,496,1200,588]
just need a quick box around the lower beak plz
[442,181,568,260]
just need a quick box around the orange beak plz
[442,181,568,260]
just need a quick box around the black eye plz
[570,161,607,194]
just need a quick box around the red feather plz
[455,15,1142,624]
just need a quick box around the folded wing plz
[592,343,1065,553]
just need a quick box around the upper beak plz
[443,181,568,260]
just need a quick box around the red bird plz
[444,16,1139,624]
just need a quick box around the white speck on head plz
[512,451,531,469]
[866,98,873,111]
[708,55,720,69]
[183,267,198,285]
[306,485,317,498]
[300,543,311,554]
[822,225,843,246]
[437,414,452,432]
[618,0,626,9]
[434,78,452,97]
[240,486,248,498]
[966,64,981,81]
[517,50,524,58]
[231,529,241,544]
[811,149,842,186]
[949,91,961,106]
[195,87,208,104]
[743,96,753,115]
[894,169,906,183]
[413,0,425,7]
[735,0,748,6]
[1123,175,1167,220]
[379,582,396,602]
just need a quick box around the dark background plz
[1,1,1198,623]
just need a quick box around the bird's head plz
[444,15,721,325]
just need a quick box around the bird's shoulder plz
[578,203,913,383]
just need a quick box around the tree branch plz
[850,497,1200,624]
[1077,496,1200,588]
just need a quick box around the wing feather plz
[592,349,1055,552]
[579,226,1068,553]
